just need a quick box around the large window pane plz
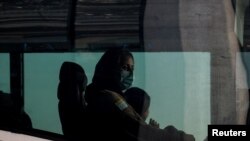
[24,52,210,141]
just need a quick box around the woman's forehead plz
[121,55,134,63]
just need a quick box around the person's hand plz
[149,118,160,128]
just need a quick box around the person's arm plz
[102,90,195,141]
[102,90,146,123]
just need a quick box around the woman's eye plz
[121,65,128,71]
[121,65,134,72]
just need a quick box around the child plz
[124,87,159,128]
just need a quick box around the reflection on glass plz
[75,0,143,50]
[0,0,70,43]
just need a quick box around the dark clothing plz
[85,84,195,141]
[85,49,195,141]
[85,84,136,141]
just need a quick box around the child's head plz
[124,87,150,120]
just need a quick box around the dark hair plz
[92,48,134,91]
[124,87,150,116]
[58,62,87,101]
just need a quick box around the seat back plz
[57,62,87,140]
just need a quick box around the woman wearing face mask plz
[84,48,195,141]
[88,47,134,94]
[84,48,142,141]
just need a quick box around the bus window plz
[23,52,210,141]
[23,52,145,134]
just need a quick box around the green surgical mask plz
[120,70,133,90]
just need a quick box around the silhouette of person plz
[0,91,32,130]
[57,62,88,140]
[124,87,159,128]
[84,48,195,141]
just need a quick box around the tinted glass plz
[0,53,10,93]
